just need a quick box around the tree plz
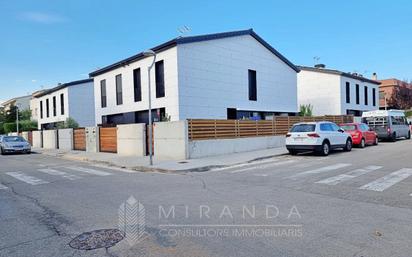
[56,117,79,129]
[299,104,313,117]
[387,84,412,110]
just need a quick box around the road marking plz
[316,166,383,185]
[360,168,412,192]
[211,157,296,172]
[286,163,352,179]
[0,183,8,190]
[91,164,137,173]
[230,160,297,174]
[6,172,49,185]
[38,168,82,181]
[66,166,112,176]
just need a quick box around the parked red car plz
[339,123,378,148]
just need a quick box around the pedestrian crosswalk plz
[38,168,82,181]
[66,166,112,176]
[359,168,412,192]
[6,172,49,185]
[286,163,352,179]
[316,166,383,186]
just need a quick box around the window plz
[356,84,360,104]
[345,82,350,103]
[248,70,257,101]
[155,60,165,98]
[40,101,43,119]
[60,94,64,115]
[53,96,57,116]
[115,74,123,105]
[331,123,341,131]
[291,124,315,132]
[372,88,376,106]
[364,86,368,105]
[133,68,142,102]
[100,80,107,108]
[320,123,333,131]
[46,99,50,118]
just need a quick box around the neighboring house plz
[89,29,300,125]
[35,79,95,129]
[297,65,380,116]
[30,89,48,121]
[2,95,32,112]
[378,78,412,110]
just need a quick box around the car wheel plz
[344,138,352,152]
[407,131,411,140]
[391,132,397,142]
[288,149,298,155]
[359,138,366,148]
[319,141,330,156]
[374,137,379,145]
[0,147,4,155]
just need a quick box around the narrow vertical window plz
[364,86,368,105]
[133,68,142,102]
[345,82,350,103]
[116,74,123,105]
[356,84,360,104]
[53,96,57,116]
[100,80,107,108]
[60,93,64,115]
[155,60,165,98]
[372,88,376,106]
[46,99,50,118]
[248,69,257,101]
[40,101,43,119]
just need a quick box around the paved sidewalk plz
[33,147,288,172]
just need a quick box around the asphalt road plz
[0,139,411,257]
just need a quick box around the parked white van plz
[362,110,411,141]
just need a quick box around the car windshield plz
[3,136,26,143]
[290,124,316,132]
[340,125,356,131]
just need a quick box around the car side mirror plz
[338,128,345,133]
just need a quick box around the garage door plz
[73,128,86,151]
[99,127,117,153]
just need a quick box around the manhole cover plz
[69,229,124,250]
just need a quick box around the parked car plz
[286,121,353,156]
[339,123,378,148]
[362,110,411,141]
[0,136,31,155]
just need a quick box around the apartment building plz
[378,78,412,110]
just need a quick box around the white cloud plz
[31,79,37,83]
[19,11,68,24]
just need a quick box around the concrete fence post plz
[58,128,74,150]
[86,127,99,153]
[117,123,146,156]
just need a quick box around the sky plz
[0,0,411,101]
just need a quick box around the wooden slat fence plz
[188,115,354,140]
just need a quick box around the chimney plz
[372,72,377,80]
[314,64,326,69]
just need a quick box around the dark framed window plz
[52,96,57,116]
[46,99,50,118]
[372,88,376,106]
[345,82,350,103]
[100,80,107,108]
[116,74,123,105]
[60,93,64,115]
[356,84,360,104]
[248,69,257,101]
[364,86,368,105]
[40,101,43,119]
[133,68,142,102]
[155,60,165,98]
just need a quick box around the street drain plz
[69,229,124,251]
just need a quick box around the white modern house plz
[297,65,380,116]
[2,95,32,112]
[35,79,95,129]
[30,89,48,121]
[89,29,300,125]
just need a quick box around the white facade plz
[91,31,298,125]
[298,68,380,116]
[36,80,95,129]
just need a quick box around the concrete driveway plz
[0,139,411,256]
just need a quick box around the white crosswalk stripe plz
[286,163,352,179]
[6,172,49,185]
[90,164,137,173]
[66,166,112,176]
[230,160,297,174]
[316,166,383,185]
[360,168,412,192]
[0,183,8,190]
[38,168,82,181]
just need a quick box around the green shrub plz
[20,120,38,132]
[57,117,79,129]
[3,122,16,133]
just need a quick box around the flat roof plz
[89,29,300,77]
[298,66,381,85]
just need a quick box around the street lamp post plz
[16,104,21,134]
[143,50,156,165]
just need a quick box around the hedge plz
[3,120,38,133]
